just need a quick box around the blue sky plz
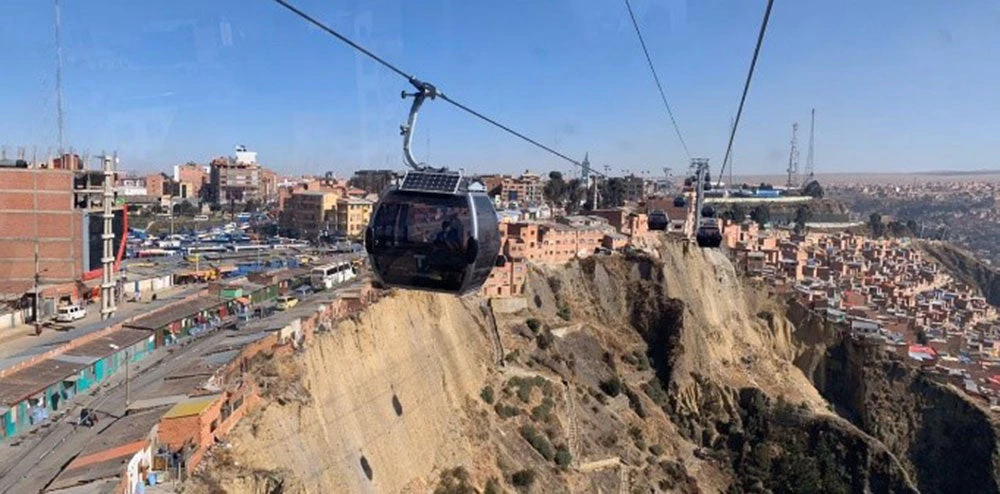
[2,0,999,177]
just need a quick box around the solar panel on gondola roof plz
[399,171,461,193]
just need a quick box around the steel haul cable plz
[716,0,775,187]
[271,0,603,175]
[623,0,692,161]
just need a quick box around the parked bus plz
[229,243,271,253]
[184,245,226,255]
[310,261,356,290]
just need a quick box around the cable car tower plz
[689,158,722,248]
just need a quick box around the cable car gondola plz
[364,80,501,295]
[648,210,669,231]
[695,206,722,248]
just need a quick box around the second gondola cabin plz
[364,169,502,295]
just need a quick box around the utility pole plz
[691,158,710,242]
[33,161,42,335]
[33,247,41,335]
[100,152,117,320]
[125,347,130,407]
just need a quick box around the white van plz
[55,305,87,323]
[193,214,209,221]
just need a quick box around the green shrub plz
[494,402,520,418]
[531,398,555,422]
[555,445,573,468]
[624,385,646,418]
[481,386,495,404]
[649,444,665,456]
[511,469,536,488]
[642,379,669,408]
[599,377,622,397]
[434,467,475,494]
[520,424,554,460]
[556,305,571,321]
[536,329,554,350]
[484,478,502,494]
[526,318,541,333]
[628,426,643,441]
[516,384,533,403]
[634,352,650,371]
[547,276,562,293]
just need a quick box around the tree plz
[543,171,568,210]
[173,201,198,217]
[793,205,813,234]
[906,220,920,238]
[751,205,771,228]
[916,328,929,345]
[803,180,825,198]
[242,199,261,213]
[868,213,886,238]
[722,204,748,222]
[565,178,587,214]
[599,177,627,208]
[888,221,909,238]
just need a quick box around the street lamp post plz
[109,343,130,408]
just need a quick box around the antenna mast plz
[54,0,65,153]
[785,122,799,188]
[805,108,815,181]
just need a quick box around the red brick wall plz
[145,174,165,197]
[0,169,83,284]
[177,166,206,197]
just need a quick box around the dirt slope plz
[188,292,493,493]
[184,240,1000,493]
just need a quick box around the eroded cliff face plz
[921,240,1000,306]
[188,292,494,493]
[529,245,915,493]
[184,241,998,493]
[811,335,1000,494]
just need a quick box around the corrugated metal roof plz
[162,394,220,419]
[125,298,223,330]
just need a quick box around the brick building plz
[145,172,179,199]
[173,163,208,199]
[0,168,127,308]
[282,190,338,240]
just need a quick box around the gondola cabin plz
[364,170,502,295]
[695,217,723,248]
[648,210,669,231]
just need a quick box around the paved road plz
[0,283,360,493]
[0,285,204,371]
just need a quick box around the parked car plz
[55,305,87,323]
[193,214,209,221]
[276,295,299,311]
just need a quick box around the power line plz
[623,0,691,160]
[271,0,601,175]
[717,0,775,187]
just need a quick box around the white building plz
[234,145,258,165]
